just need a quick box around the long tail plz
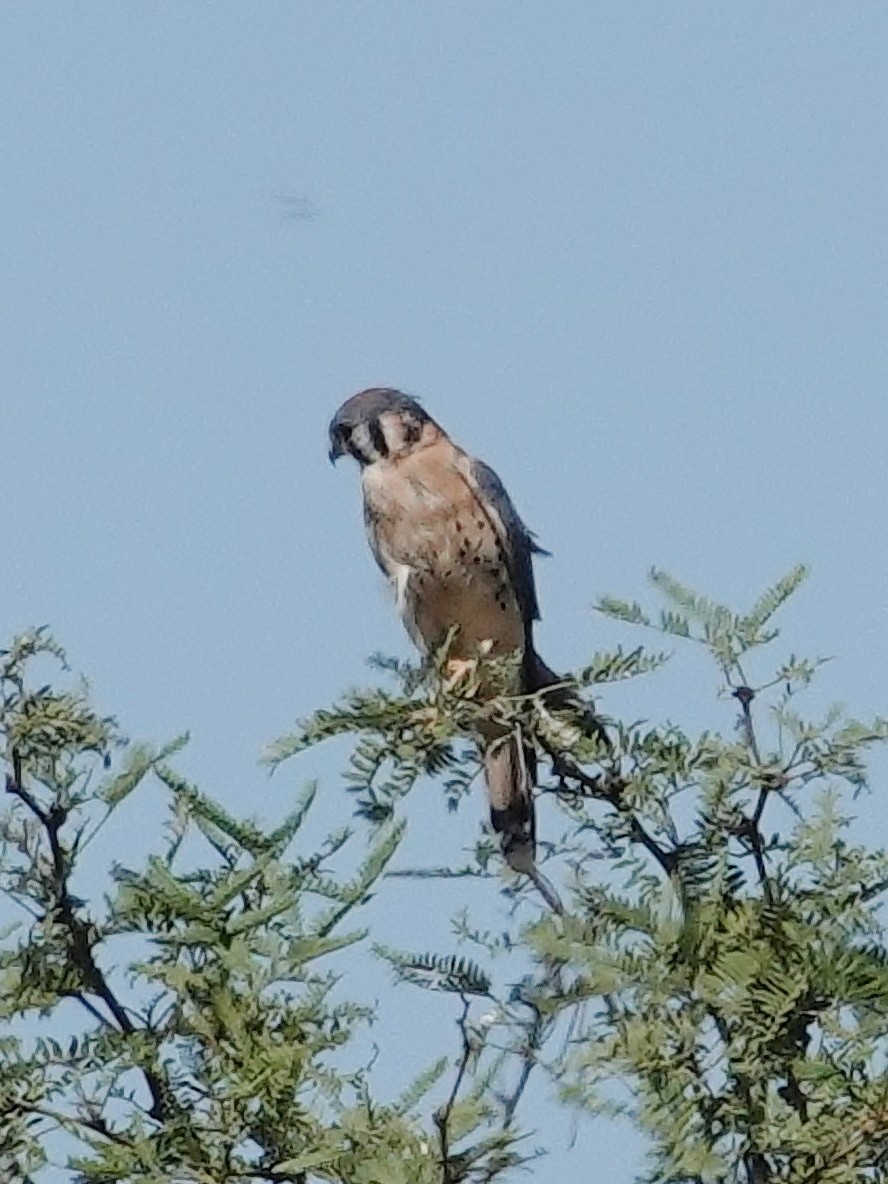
[484,735,564,913]
[482,650,594,839]
[484,730,536,874]
[482,650,603,916]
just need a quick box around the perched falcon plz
[328,387,577,884]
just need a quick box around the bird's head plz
[328,387,440,467]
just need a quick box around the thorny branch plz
[434,994,474,1184]
[731,685,775,906]
[12,1097,310,1184]
[540,741,677,880]
[500,995,546,1130]
[4,749,172,1123]
[708,1007,771,1184]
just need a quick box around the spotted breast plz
[361,437,527,668]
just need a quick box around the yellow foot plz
[444,657,478,688]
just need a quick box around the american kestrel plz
[328,387,577,889]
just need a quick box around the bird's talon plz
[444,658,477,688]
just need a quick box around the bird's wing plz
[363,497,393,576]
[458,454,547,632]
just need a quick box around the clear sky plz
[3,4,888,1180]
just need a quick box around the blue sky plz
[3,4,888,1180]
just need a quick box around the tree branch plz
[5,751,172,1122]
[434,995,473,1184]
[500,997,545,1130]
[732,687,775,906]
[541,744,677,879]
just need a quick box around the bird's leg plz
[444,639,496,689]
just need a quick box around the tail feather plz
[480,649,603,917]
[483,732,536,874]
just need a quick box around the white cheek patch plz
[352,422,375,462]
[379,413,405,457]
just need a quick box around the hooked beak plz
[328,429,345,465]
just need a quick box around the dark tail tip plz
[484,736,536,873]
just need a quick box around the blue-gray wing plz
[464,457,548,628]
[363,497,392,577]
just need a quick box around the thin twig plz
[709,1005,770,1184]
[501,998,545,1129]
[528,865,565,915]
[386,866,491,880]
[733,684,764,765]
[68,991,112,1028]
[5,752,171,1122]
[731,688,774,906]
[542,744,677,879]
[435,995,473,1184]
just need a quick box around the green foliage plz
[4,566,888,1183]
[548,567,888,1182]
[272,566,888,1182]
[375,948,492,997]
[0,633,529,1182]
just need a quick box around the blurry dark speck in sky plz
[275,193,319,221]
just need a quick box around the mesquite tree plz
[2,567,887,1183]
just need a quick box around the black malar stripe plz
[369,419,389,458]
